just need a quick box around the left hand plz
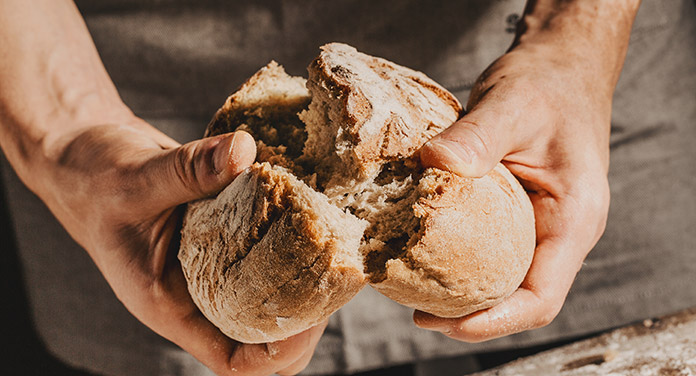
[34,119,326,375]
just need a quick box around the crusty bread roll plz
[179,43,535,344]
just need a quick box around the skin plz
[417,0,641,341]
[0,0,640,375]
[0,1,323,375]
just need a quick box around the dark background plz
[0,175,91,375]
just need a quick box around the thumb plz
[420,109,517,178]
[145,131,256,210]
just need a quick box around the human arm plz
[0,1,324,374]
[416,0,641,341]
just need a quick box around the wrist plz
[1,95,134,189]
[513,0,640,94]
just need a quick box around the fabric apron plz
[1,0,694,374]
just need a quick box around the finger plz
[276,320,329,376]
[413,289,545,342]
[136,131,256,212]
[420,93,542,178]
[225,327,325,376]
[128,209,318,376]
[146,264,322,376]
[415,178,607,342]
[157,309,318,376]
[413,236,580,342]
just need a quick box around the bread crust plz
[371,165,535,318]
[305,44,534,318]
[305,43,463,181]
[179,44,535,343]
[206,61,310,139]
[180,163,366,343]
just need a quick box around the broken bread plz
[179,43,535,344]
[179,163,366,344]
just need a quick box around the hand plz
[1,1,325,373]
[415,41,613,341]
[413,0,640,342]
[39,119,325,375]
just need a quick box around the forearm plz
[462,0,641,173]
[418,0,641,341]
[0,0,132,191]
[514,0,641,95]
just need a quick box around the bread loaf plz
[179,43,535,343]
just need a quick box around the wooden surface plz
[474,308,696,375]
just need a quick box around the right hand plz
[415,28,613,342]
[413,0,639,343]
[35,119,325,375]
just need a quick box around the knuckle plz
[536,311,556,328]
[533,310,557,329]
[535,302,562,328]
[173,144,206,197]
[560,169,610,231]
[460,121,495,159]
[572,173,611,243]
[444,119,499,176]
[263,343,299,371]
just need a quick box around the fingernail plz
[423,140,472,175]
[414,311,449,332]
[420,324,452,334]
[212,133,236,175]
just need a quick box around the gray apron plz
[1,1,694,375]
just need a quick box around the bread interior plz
[206,64,367,275]
[271,164,367,275]
[220,63,422,282]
